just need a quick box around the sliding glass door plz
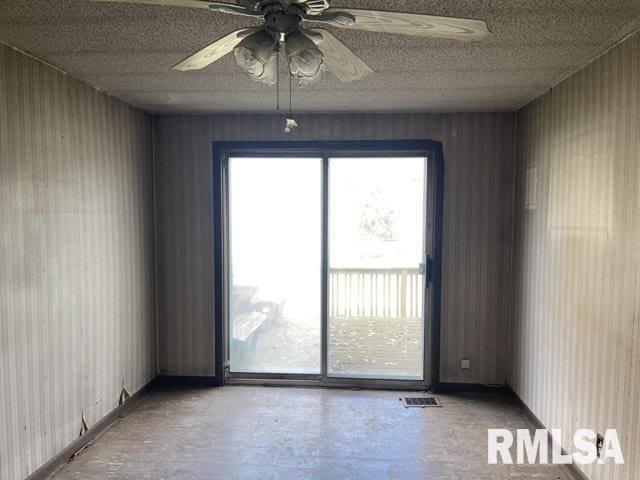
[328,157,426,380]
[228,157,322,374]
[222,144,437,387]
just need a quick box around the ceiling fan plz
[87,0,491,85]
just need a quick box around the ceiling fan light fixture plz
[285,31,325,83]
[136,0,490,85]
[233,29,278,85]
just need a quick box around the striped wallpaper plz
[0,44,156,480]
[3,16,639,480]
[510,32,640,480]
[153,112,515,384]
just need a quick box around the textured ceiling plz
[1,0,640,113]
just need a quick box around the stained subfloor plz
[52,386,578,480]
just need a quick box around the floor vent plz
[401,397,441,408]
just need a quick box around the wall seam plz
[151,114,160,376]
[506,111,519,388]
[0,40,151,112]
[514,24,640,111]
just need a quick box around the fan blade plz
[308,8,490,40]
[173,28,256,71]
[85,0,261,16]
[307,28,372,82]
[297,0,330,16]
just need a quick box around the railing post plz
[400,269,407,318]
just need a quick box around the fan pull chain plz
[284,71,298,133]
[276,49,280,112]
[289,71,292,117]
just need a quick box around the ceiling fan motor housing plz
[257,0,329,16]
[264,10,302,35]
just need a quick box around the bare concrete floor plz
[52,386,578,480]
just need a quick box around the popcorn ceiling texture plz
[1,0,640,113]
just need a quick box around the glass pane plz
[229,157,322,374]
[328,157,426,380]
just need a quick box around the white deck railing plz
[329,268,423,319]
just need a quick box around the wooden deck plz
[231,268,425,377]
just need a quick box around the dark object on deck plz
[232,286,282,350]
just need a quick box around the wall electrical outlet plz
[461,359,471,370]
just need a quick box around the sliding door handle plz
[420,256,434,285]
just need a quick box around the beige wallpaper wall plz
[510,32,640,480]
[0,44,157,480]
